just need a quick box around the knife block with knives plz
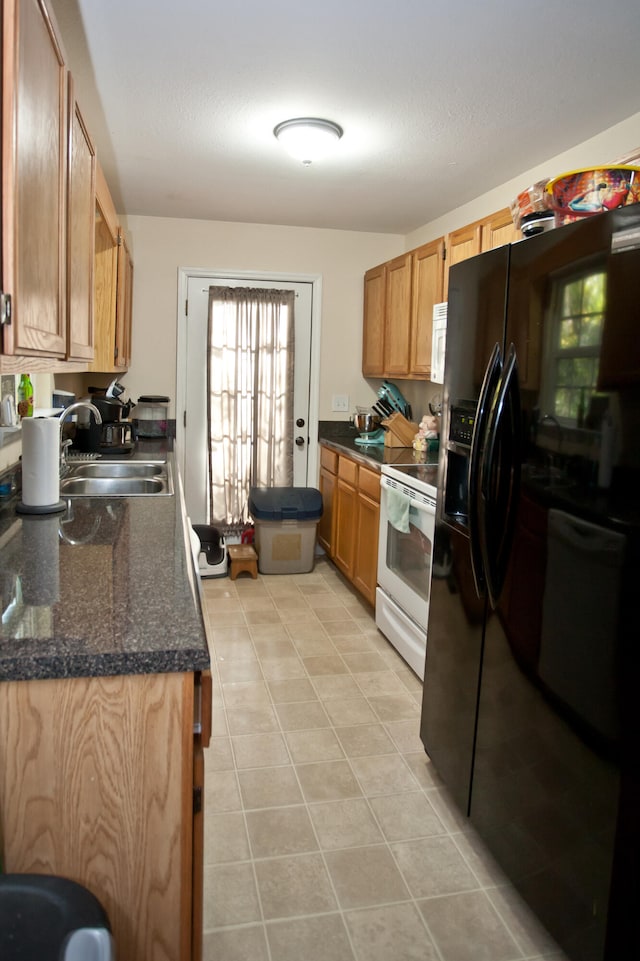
[380,411,419,447]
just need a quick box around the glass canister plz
[132,395,170,437]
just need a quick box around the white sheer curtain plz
[207,287,295,526]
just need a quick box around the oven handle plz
[380,480,436,517]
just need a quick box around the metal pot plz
[353,412,382,434]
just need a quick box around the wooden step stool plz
[227,544,258,580]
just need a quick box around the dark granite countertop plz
[318,420,440,473]
[0,446,210,683]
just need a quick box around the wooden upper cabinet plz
[66,75,95,362]
[443,222,482,298]
[444,208,519,297]
[383,252,412,376]
[2,0,67,357]
[362,241,444,381]
[115,230,133,369]
[480,206,520,251]
[91,162,133,373]
[410,238,444,377]
[362,262,386,376]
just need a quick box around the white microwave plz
[431,302,447,384]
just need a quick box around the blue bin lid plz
[249,487,323,521]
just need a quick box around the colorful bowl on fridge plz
[546,166,640,226]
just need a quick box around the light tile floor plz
[201,556,568,961]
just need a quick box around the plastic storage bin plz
[0,874,114,961]
[249,487,323,574]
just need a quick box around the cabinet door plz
[443,222,482,298]
[353,491,380,606]
[0,672,195,961]
[2,0,67,357]
[480,207,520,250]
[90,161,119,372]
[410,238,444,377]
[334,476,357,578]
[383,252,412,376]
[362,263,386,376]
[115,230,133,369]
[352,466,380,606]
[66,76,95,362]
[318,466,336,557]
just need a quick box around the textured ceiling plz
[50,0,640,235]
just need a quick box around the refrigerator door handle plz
[468,342,502,598]
[479,342,522,608]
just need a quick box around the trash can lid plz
[249,487,323,521]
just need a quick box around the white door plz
[179,273,315,525]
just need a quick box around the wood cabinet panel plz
[358,464,381,502]
[320,445,338,474]
[383,252,412,376]
[2,0,67,357]
[337,454,358,486]
[66,75,95,361]
[115,229,133,368]
[481,206,520,250]
[334,475,358,578]
[0,671,197,961]
[410,238,444,376]
[362,263,386,376]
[322,447,381,605]
[318,462,336,556]
[444,222,482,297]
[353,490,380,605]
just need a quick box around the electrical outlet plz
[332,394,349,412]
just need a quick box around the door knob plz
[295,436,306,447]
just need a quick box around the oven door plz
[377,474,436,631]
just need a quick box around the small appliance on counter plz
[353,408,384,446]
[374,381,412,420]
[132,395,170,437]
[71,379,135,455]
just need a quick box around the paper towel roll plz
[21,416,61,507]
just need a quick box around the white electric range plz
[376,460,438,680]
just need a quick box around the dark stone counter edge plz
[0,647,211,683]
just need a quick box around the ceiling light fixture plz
[273,117,343,165]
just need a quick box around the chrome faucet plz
[58,402,103,473]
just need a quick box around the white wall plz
[405,112,640,248]
[123,217,403,421]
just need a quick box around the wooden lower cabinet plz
[318,446,338,555]
[320,445,380,605]
[0,669,211,961]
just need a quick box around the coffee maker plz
[72,380,135,455]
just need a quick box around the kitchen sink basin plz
[60,460,173,497]
[70,462,164,479]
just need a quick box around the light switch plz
[332,394,349,412]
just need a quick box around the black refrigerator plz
[420,203,640,961]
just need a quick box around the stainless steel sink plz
[70,462,164,479]
[60,460,173,496]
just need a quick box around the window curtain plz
[207,286,295,526]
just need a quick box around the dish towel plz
[386,488,411,533]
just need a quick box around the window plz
[546,269,606,425]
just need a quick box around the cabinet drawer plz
[358,465,381,503]
[338,456,358,486]
[320,446,338,474]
